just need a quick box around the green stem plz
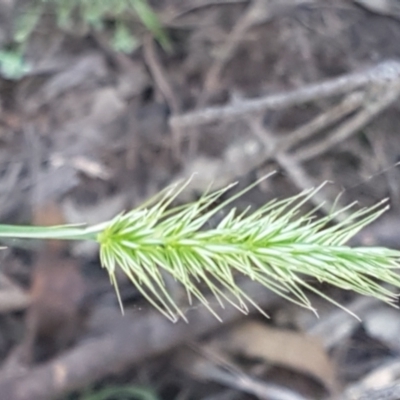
[0,224,99,241]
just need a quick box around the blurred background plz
[1,0,400,399]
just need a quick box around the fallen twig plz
[0,280,279,400]
[247,116,339,218]
[170,60,400,128]
[277,91,364,153]
[344,359,400,400]
[295,82,400,162]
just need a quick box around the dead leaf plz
[210,320,337,391]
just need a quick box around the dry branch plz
[295,82,400,162]
[0,281,279,400]
[170,60,400,128]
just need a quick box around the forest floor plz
[1,1,400,399]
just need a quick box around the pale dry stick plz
[186,352,308,400]
[199,92,361,197]
[276,91,365,153]
[295,82,400,162]
[142,34,184,159]
[267,84,400,217]
[247,116,341,218]
[344,360,400,400]
[170,60,400,129]
[143,35,180,114]
[196,0,275,107]
[175,91,358,195]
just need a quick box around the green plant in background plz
[0,176,400,322]
[45,0,170,50]
[0,46,31,79]
[0,0,169,78]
